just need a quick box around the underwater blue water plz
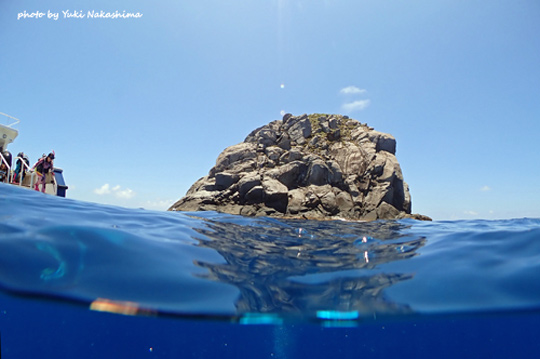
[1,183,540,358]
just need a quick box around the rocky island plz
[169,113,430,221]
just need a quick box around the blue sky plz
[1,0,539,220]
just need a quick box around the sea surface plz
[1,183,540,358]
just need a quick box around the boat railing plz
[5,155,57,193]
[11,155,35,187]
[0,112,21,128]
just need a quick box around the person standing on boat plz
[0,160,8,183]
[33,152,54,192]
[12,152,29,184]
[0,149,12,183]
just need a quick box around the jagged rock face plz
[169,114,430,221]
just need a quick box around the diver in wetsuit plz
[12,152,30,184]
[0,148,12,183]
[33,152,55,192]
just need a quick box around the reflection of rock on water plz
[282,272,414,315]
[190,214,426,317]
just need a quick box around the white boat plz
[0,112,19,150]
[0,112,68,197]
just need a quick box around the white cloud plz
[339,86,367,95]
[464,210,479,216]
[115,188,135,199]
[342,99,371,113]
[480,185,491,191]
[94,183,135,199]
[94,183,111,195]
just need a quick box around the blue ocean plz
[1,183,540,358]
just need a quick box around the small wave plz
[1,183,540,323]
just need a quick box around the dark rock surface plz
[169,113,431,221]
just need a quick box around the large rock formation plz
[169,113,430,221]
